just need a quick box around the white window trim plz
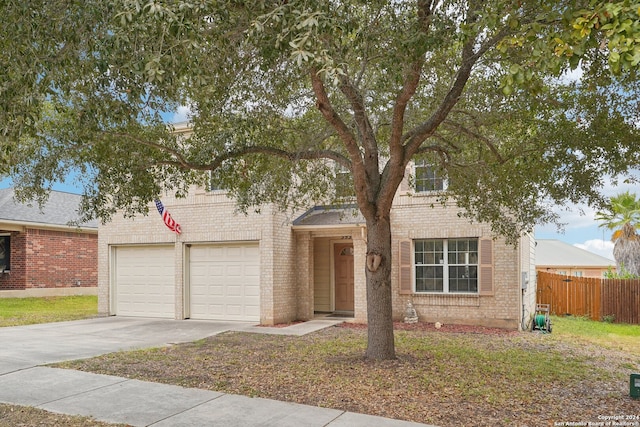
[414,238,479,294]
[414,160,448,193]
[207,170,226,193]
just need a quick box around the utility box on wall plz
[631,373,640,399]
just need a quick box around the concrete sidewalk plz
[0,317,435,427]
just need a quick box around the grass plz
[0,295,98,327]
[550,315,640,356]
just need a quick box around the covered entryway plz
[112,245,175,318]
[292,206,366,321]
[188,243,260,322]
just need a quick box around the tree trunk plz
[364,214,396,360]
[614,236,640,276]
[613,223,640,276]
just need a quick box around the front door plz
[334,242,354,312]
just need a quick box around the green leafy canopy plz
[1,0,638,241]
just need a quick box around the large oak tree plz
[1,0,639,359]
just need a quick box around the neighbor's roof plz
[0,188,98,230]
[536,239,614,267]
[293,205,365,227]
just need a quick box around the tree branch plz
[376,0,437,215]
[441,119,505,163]
[403,10,512,157]
[310,67,375,217]
[338,74,380,190]
[389,0,435,162]
[105,131,350,172]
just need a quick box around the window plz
[415,159,445,192]
[334,164,354,199]
[573,271,583,277]
[208,170,224,192]
[0,235,9,271]
[414,239,478,293]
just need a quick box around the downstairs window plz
[414,239,478,293]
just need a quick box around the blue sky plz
[533,176,640,261]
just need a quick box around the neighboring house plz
[535,239,614,278]
[98,151,537,330]
[0,188,98,296]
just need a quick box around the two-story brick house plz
[98,159,537,330]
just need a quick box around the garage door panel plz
[114,246,175,318]
[189,243,260,322]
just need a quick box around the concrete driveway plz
[0,316,257,375]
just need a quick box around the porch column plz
[295,232,314,321]
[353,231,367,323]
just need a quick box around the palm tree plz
[595,191,640,276]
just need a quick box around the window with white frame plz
[414,239,478,293]
[415,159,445,192]
[0,235,10,271]
[334,164,354,199]
[208,170,224,192]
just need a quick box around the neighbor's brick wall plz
[25,229,98,289]
[0,229,97,290]
[390,193,522,329]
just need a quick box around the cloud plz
[538,171,640,234]
[559,66,584,83]
[574,239,614,260]
[170,105,192,123]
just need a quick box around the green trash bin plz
[631,373,640,399]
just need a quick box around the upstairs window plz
[208,170,225,192]
[334,164,354,199]
[415,159,445,192]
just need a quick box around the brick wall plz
[0,228,97,290]
[98,185,528,329]
[390,193,523,329]
[24,229,98,288]
[98,189,300,325]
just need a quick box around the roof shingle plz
[0,188,98,229]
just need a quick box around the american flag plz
[154,199,182,234]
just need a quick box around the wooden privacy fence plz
[536,271,640,324]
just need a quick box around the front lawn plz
[54,318,640,427]
[550,315,640,356]
[0,295,98,327]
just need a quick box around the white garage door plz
[189,243,260,321]
[113,245,175,318]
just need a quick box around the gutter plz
[0,219,98,234]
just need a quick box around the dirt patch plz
[53,322,640,427]
[0,403,128,427]
[342,321,522,335]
